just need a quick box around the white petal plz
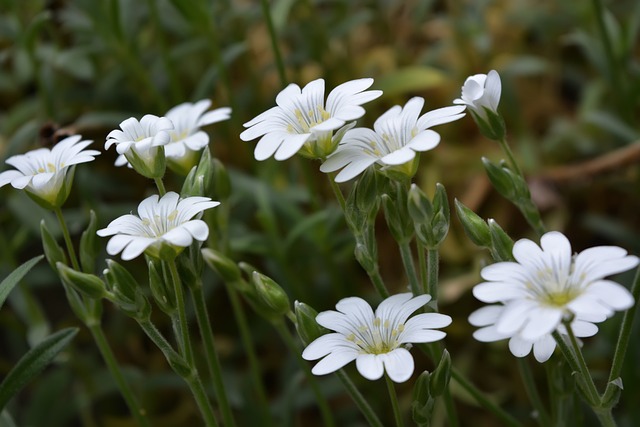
[571,320,598,338]
[333,157,377,182]
[381,348,414,383]
[473,325,509,342]
[274,134,310,161]
[335,297,375,325]
[566,295,611,322]
[484,70,502,111]
[404,312,451,330]
[302,333,358,360]
[311,349,358,376]
[406,130,440,152]
[198,107,231,126]
[495,299,537,335]
[540,231,572,277]
[105,235,136,255]
[585,280,634,311]
[355,354,384,380]
[121,237,156,260]
[162,227,194,247]
[11,175,33,189]
[472,281,527,303]
[532,334,556,362]
[480,262,528,282]
[254,132,287,161]
[417,105,467,130]
[181,220,210,242]
[379,147,416,166]
[399,329,446,343]
[519,307,562,341]
[508,336,533,358]
[468,305,503,327]
[0,170,23,187]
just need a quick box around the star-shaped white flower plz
[240,78,382,161]
[106,115,173,178]
[163,100,231,174]
[453,70,501,121]
[469,231,638,361]
[302,293,451,383]
[97,191,219,261]
[0,135,100,208]
[320,98,465,182]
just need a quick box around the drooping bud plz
[202,248,241,282]
[454,199,491,248]
[57,262,106,299]
[294,301,325,345]
[251,271,290,317]
[79,210,99,273]
[428,349,452,397]
[488,219,515,262]
[40,220,67,269]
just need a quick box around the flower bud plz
[454,199,491,247]
[488,219,515,262]
[211,157,231,200]
[428,349,451,397]
[57,262,106,299]
[294,301,325,345]
[79,210,99,273]
[471,107,506,141]
[382,190,414,244]
[104,259,138,303]
[411,371,435,426]
[40,220,67,269]
[409,183,450,249]
[202,248,241,282]
[252,272,290,317]
[482,157,518,200]
[345,168,380,233]
[353,229,378,273]
[125,145,166,179]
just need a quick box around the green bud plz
[104,259,138,303]
[488,219,515,262]
[180,165,201,198]
[252,272,290,317]
[40,220,67,269]
[353,228,378,273]
[57,262,106,299]
[202,248,241,282]
[454,199,491,247]
[429,349,451,397]
[294,301,325,345]
[345,168,380,233]
[176,253,199,290]
[148,259,176,314]
[407,184,433,224]
[211,157,231,200]
[382,189,414,244]
[79,210,99,273]
[482,157,518,200]
[125,145,166,179]
[409,183,450,249]
[411,371,435,426]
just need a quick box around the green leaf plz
[0,255,44,311]
[0,327,78,411]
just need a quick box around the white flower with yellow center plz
[106,115,173,178]
[320,98,465,182]
[302,293,451,383]
[97,191,219,261]
[240,78,382,161]
[0,135,99,209]
[470,231,638,361]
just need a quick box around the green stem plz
[225,282,273,426]
[418,242,428,294]
[190,282,236,427]
[167,260,194,365]
[551,331,581,375]
[335,370,384,427]
[154,178,167,196]
[498,137,524,178]
[385,373,404,427]
[450,368,522,427]
[54,207,80,271]
[443,388,459,427]
[260,0,287,87]
[517,358,551,427]
[137,319,218,427]
[89,325,151,427]
[274,322,335,427]
[603,267,640,403]
[426,247,439,304]
[563,320,600,407]
[398,241,421,296]
[367,267,390,299]
[328,175,346,212]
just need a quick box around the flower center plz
[36,162,58,174]
[288,105,331,133]
[346,317,405,355]
[170,130,190,141]
[140,210,180,237]
[526,265,582,308]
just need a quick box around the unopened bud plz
[429,349,451,397]
[40,220,67,269]
[79,210,99,273]
[454,199,491,247]
[252,272,290,317]
[57,262,106,299]
[202,248,241,282]
[488,219,515,262]
[294,301,324,345]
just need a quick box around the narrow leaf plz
[0,327,78,410]
[0,255,44,310]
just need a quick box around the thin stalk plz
[563,321,600,407]
[327,176,346,212]
[54,207,80,271]
[385,374,404,427]
[551,331,581,382]
[260,0,287,87]
[603,267,640,404]
[154,178,167,196]
[367,267,390,299]
[168,260,194,365]
[224,282,273,426]
[274,322,335,427]
[450,368,522,427]
[137,319,218,427]
[443,388,459,427]
[418,242,428,294]
[89,325,151,427]
[398,241,421,296]
[426,247,439,303]
[190,283,236,427]
[517,358,551,427]
[498,137,524,178]
[335,370,384,427]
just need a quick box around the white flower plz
[302,293,451,383]
[470,231,638,361]
[162,100,231,174]
[97,191,219,261]
[320,98,465,182]
[469,304,598,362]
[0,135,100,208]
[240,78,382,161]
[453,70,501,120]
[106,115,173,178]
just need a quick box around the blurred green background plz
[1,0,639,425]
